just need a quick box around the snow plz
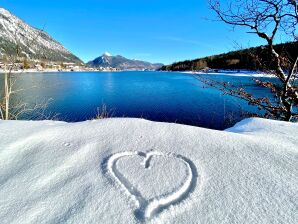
[103,52,112,57]
[0,8,72,57]
[182,71,276,78]
[0,118,297,223]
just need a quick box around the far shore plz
[0,68,161,74]
[181,70,276,78]
[0,68,119,74]
[0,68,278,78]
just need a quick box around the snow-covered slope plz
[0,118,297,223]
[0,8,82,63]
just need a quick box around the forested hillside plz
[160,42,298,71]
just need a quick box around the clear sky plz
[1,0,268,64]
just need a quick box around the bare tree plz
[205,0,298,121]
[0,23,50,120]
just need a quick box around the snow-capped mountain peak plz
[88,54,164,70]
[0,8,11,17]
[103,52,112,57]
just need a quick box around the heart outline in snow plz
[106,151,198,221]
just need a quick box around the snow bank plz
[0,118,297,223]
[182,71,275,78]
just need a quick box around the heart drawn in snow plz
[106,151,197,220]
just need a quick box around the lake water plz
[0,71,275,129]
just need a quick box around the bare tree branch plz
[208,0,298,121]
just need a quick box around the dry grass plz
[95,104,112,120]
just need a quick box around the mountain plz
[87,53,163,70]
[0,8,82,63]
[160,42,298,71]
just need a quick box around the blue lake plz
[1,71,275,129]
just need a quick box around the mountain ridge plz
[87,53,163,71]
[0,8,82,64]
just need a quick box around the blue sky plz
[1,0,268,64]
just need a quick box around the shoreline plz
[0,68,277,77]
[0,69,160,74]
[180,70,276,78]
[0,68,121,74]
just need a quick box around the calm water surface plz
[0,71,275,129]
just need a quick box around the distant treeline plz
[160,42,298,71]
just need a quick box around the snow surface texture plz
[0,118,297,223]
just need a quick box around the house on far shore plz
[62,62,76,69]
[35,64,43,71]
